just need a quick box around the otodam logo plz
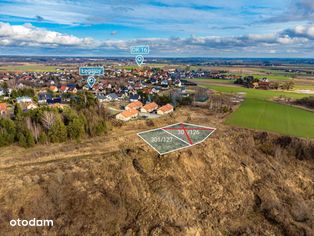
[10,218,53,227]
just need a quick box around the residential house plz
[96,93,106,103]
[174,79,182,87]
[16,96,32,103]
[116,109,139,121]
[60,85,69,93]
[140,102,158,113]
[0,103,7,116]
[157,104,174,115]
[67,84,78,94]
[26,103,38,110]
[161,79,169,89]
[125,101,143,110]
[38,93,52,104]
[105,93,119,102]
[150,78,158,85]
[49,85,58,93]
[152,86,161,94]
[129,94,141,102]
[47,97,62,105]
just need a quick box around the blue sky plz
[0,0,314,57]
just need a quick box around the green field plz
[199,83,314,139]
[0,64,59,72]
[251,74,292,81]
[203,84,306,100]
[226,98,314,138]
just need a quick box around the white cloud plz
[1,22,314,56]
[0,22,96,47]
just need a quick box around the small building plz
[129,94,141,102]
[49,85,58,93]
[105,93,119,101]
[38,93,52,104]
[157,104,174,115]
[140,102,158,113]
[161,80,169,89]
[60,85,69,93]
[16,96,32,103]
[47,97,62,105]
[0,102,7,116]
[174,79,182,87]
[150,78,158,85]
[26,103,38,110]
[96,93,106,103]
[68,84,77,94]
[125,101,143,110]
[116,109,139,121]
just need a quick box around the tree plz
[24,130,35,147]
[94,120,107,136]
[14,104,23,121]
[38,132,48,144]
[0,118,16,146]
[67,118,84,140]
[48,116,67,143]
[17,133,27,148]
[281,81,295,90]
[26,117,41,142]
[41,111,56,130]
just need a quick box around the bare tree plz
[26,117,41,142]
[41,111,56,130]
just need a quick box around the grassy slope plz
[226,98,314,138]
[201,83,314,139]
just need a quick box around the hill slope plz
[0,108,313,235]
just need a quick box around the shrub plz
[17,133,27,147]
[145,119,154,127]
[48,116,67,143]
[67,118,84,140]
[38,132,48,144]
[0,118,16,146]
[295,96,314,109]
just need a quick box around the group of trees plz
[234,76,295,90]
[234,76,259,87]
[0,92,108,148]
[295,96,314,109]
[11,88,35,98]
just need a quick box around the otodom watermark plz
[10,218,53,227]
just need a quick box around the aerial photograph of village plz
[0,0,313,235]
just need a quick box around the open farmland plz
[193,79,314,139]
[226,98,314,139]
[0,64,60,72]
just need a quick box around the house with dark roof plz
[105,93,120,101]
[96,93,106,103]
[161,79,169,89]
[129,94,141,102]
[47,97,62,105]
[38,93,52,104]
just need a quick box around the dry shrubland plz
[0,107,313,236]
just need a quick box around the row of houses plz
[116,101,174,121]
